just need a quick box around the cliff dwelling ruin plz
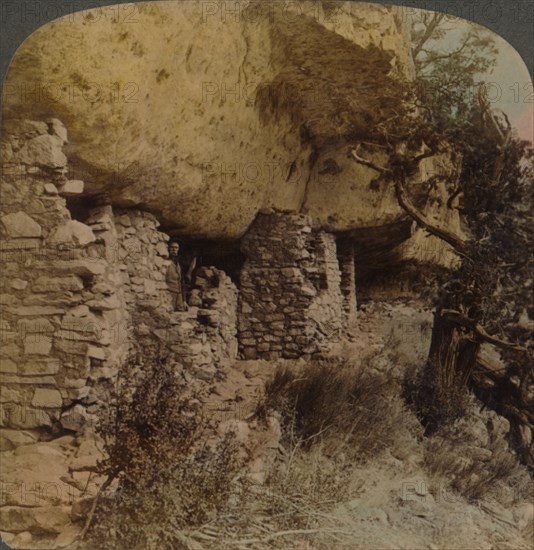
[0,1,532,548]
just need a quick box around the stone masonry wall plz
[0,120,129,547]
[108,209,238,375]
[155,267,239,382]
[337,239,357,324]
[112,209,173,314]
[239,212,345,360]
[0,120,128,440]
[0,120,239,546]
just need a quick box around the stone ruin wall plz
[0,118,359,542]
[0,120,128,441]
[239,213,356,360]
[0,120,241,437]
[0,120,129,546]
[0,119,240,544]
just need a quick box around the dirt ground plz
[192,299,534,550]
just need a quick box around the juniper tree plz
[350,15,533,467]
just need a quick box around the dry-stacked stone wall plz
[0,120,239,544]
[112,209,173,313]
[108,209,238,374]
[337,239,357,324]
[239,212,345,359]
[0,120,130,546]
[158,267,239,380]
[0,120,128,439]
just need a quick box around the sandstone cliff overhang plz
[2,1,422,241]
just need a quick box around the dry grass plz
[258,355,421,462]
[81,347,531,549]
[423,417,534,505]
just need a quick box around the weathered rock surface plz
[3,1,422,239]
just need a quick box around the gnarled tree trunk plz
[424,306,480,431]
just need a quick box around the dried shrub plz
[403,359,472,434]
[258,355,420,462]
[259,441,356,532]
[423,414,534,505]
[84,344,241,550]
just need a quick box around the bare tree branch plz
[349,147,467,253]
[441,309,530,354]
[349,148,389,174]
[412,13,445,60]
[413,150,437,164]
[395,176,468,254]
[446,186,462,210]
[416,34,472,69]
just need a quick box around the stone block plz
[54,340,89,356]
[44,260,106,276]
[32,388,63,408]
[0,294,18,306]
[44,183,59,195]
[32,275,84,293]
[0,359,17,374]
[0,339,20,360]
[85,295,121,310]
[264,314,285,322]
[281,267,301,278]
[10,278,28,290]
[48,220,96,247]
[60,404,88,431]
[58,179,84,195]
[189,364,216,381]
[16,133,67,168]
[144,279,156,294]
[55,328,102,345]
[1,374,57,386]
[86,346,106,360]
[1,404,54,428]
[24,336,52,355]
[1,211,42,238]
[6,305,65,317]
[0,387,22,403]
[91,282,115,295]
[60,313,102,332]
[22,294,80,308]
[64,385,91,402]
[300,285,317,297]
[18,360,60,376]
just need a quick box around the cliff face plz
[3,1,427,241]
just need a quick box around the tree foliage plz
[350,11,534,466]
[411,11,499,139]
